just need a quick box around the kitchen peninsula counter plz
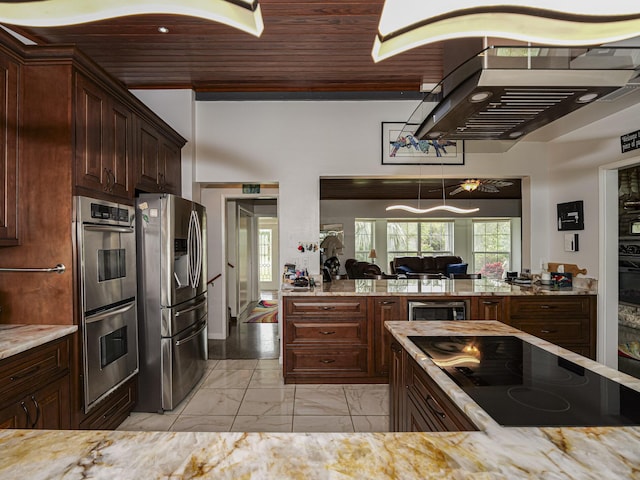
[0,321,639,479]
[281,277,597,297]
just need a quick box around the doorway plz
[209,197,279,360]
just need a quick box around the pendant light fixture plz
[386,164,480,214]
[372,2,640,62]
[0,0,264,37]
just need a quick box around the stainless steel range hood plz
[403,46,640,143]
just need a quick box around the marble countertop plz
[0,324,77,360]
[281,277,597,297]
[0,321,638,479]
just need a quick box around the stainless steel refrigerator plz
[135,193,207,412]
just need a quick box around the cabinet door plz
[135,117,161,192]
[75,73,108,193]
[0,53,20,245]
[31,375,70,430]
[107,98,133,199]
[373,298,404,377]
[472,296,506,321]
[160,139,181,195]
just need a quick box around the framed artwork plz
[381,122,465,165]
[557,201,584,231]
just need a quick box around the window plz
[473,220,511,278]
[354,220,374,261]
[387,221,453,262]
[258,228,272,282]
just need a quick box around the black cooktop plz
[409,335,640,427]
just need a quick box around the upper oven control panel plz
[90,203,130,223]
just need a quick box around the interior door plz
[237,206,253,316]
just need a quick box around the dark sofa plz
[389,255,466,276]
[345,259,394,279]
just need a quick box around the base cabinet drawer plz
[509,297,591,319]
[286,298,366,317]
[285,348,368,377]
[510,320,589,345]
[286,320,366,344]
[79,374,137,430]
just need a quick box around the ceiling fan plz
[448,179,514,196]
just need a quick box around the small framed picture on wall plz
[557,200,584,231]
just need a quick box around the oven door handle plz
[175,322,206,347]
[174,298,207,317]
[83,225,134,234]
[85,300,136,324]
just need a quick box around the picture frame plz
[381,122,465,165]
[557,200,584,231]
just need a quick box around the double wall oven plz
[75,196,138,413]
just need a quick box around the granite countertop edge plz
[0,324,78,360]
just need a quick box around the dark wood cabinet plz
[79,375,137,430]
[507,296,596,359]
[75,73,133,200]
[390,341,477,433]
[372,297,405,377]
[0,51,20,246]
[283,297,371,383]
[135,116,182,195]
[0,336,71,430]
[472,296,506,321]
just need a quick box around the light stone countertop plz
[0,324,77,360]
[281,277,597,297]
[0,321,639,479]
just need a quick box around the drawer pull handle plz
[20,401,31,428]
[320,359,336,364]
[540,305,555,309]
[10,365,41,381]
[425,395,447,419]
[30,395,40,428]
[381,301,395,305]
[540,329,557,334]
[319,331,336,335]
[321,306,336,311]
[482,301,498,305]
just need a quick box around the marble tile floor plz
[117,358,390,433]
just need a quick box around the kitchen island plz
[1,321,639,479]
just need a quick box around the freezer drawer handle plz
[174,299,207,317]
[175,323,206,347]
[85,301,135,324]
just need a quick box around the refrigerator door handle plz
[193,211,202,288]
[174,298,207,317]
[174,322,206,347]
[187,210,196,288]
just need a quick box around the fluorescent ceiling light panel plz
[0,0,264,37]
[372,1,640,61]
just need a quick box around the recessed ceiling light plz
[158,26,169,33]
[577,92,598,103]
[509,131,524,138]
[427,131,441,139]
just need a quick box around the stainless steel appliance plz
[408,300,467,321]
[135,193,207,412]
[75,196,139,413]
[619,239,640,307]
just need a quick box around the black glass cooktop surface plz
[409,335,640,427]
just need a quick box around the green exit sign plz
[242,184,260,193]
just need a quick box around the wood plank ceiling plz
[7,0,445,95]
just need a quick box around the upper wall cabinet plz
[0,52,20,246]
[135,115,182,195]
[75,73,133,201]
